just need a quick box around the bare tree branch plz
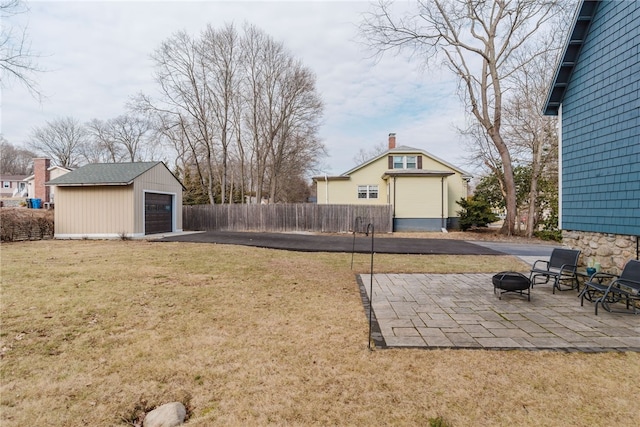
[361,0,566,234]
[0,0,44,100]
[28,117,88,168]
[135,23,325,204]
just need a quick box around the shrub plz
[534,229,562,242]
[0,208,55,242]
[456,196,498,231]
[428,415,452,427]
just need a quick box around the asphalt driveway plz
[157,231,559,259]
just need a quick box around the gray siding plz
[393,218,459,232]
[561,0,640,235]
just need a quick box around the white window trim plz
[393,155,417,169]
[357,185,378,199]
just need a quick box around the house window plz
[2,182,10,188]
[357,185,378,199]
[393,156,417,169]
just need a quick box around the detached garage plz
[46,162,184,239]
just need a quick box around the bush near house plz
[456,196,498,231]
[0,208,54,242]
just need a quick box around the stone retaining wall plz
[1,198,26,208]
[562,230,639,275]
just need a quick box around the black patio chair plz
[529,248,581,294]
[583,259,640,315]
[578,270,617,306]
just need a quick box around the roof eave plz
[382,170,455,179]
[342,146,471,177]
[311,175,350,182]
[543,0,600,116]
[45,181,134,187]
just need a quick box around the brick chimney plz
[388,133,396,149]
[34,158,51,202]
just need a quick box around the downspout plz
[393,176,397,218]
[392,176,397,233]
[325,174,328,204]
[441,176,446,232]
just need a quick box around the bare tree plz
[353,141,387,165]
[0,0,43,99]
[241,24,324,203]
[148,30,219,204]
[85,118,120,163]
[0,136,35,174]
[86,114,154,163]
[503,45,560,237]
[199,23,241,203]
[137,23,325,204]
[240,24,269,203]
[361,0,564,234]
[265,61,324,202]
[28,117,88,168]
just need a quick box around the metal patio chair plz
[581,259,640,315]
[529,248,581,294]
[579,270,617,306]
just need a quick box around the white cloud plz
[2,0,470,175]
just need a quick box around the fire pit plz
[492,271,531,301]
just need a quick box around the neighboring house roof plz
[543,0,599,116]
[23,165,73,182]
[382,170,455,179]
[46,161,184,188]
[313,175,350,181]
[0,175,28,181]
[341,145,471,178]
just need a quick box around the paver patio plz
[358,273,640,352]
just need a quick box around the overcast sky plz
[2,0,470,176]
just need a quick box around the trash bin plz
[26,198,32,208]
[32,198,42,209]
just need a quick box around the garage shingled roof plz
[46,162,163,186]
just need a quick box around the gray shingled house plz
[46,162,184,239]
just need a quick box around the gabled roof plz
[0,175,28,181]
[342,145,471,178]
[543,0,600,116]
[46,161,179,187]
[24,165,72,182]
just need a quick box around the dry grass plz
[382,228,549,243]
[1,240,638,426]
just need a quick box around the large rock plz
[143,402,186,427]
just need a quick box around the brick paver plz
[358,273,640,351]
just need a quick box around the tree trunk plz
[526,139,544,237]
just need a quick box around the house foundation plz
[562,230,639,274]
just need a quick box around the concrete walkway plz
[468,240,559,266]
[358,273,640,352]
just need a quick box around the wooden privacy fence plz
[183,204,393,233]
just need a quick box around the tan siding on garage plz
[54,186,134,236]
[49,162,183,239]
